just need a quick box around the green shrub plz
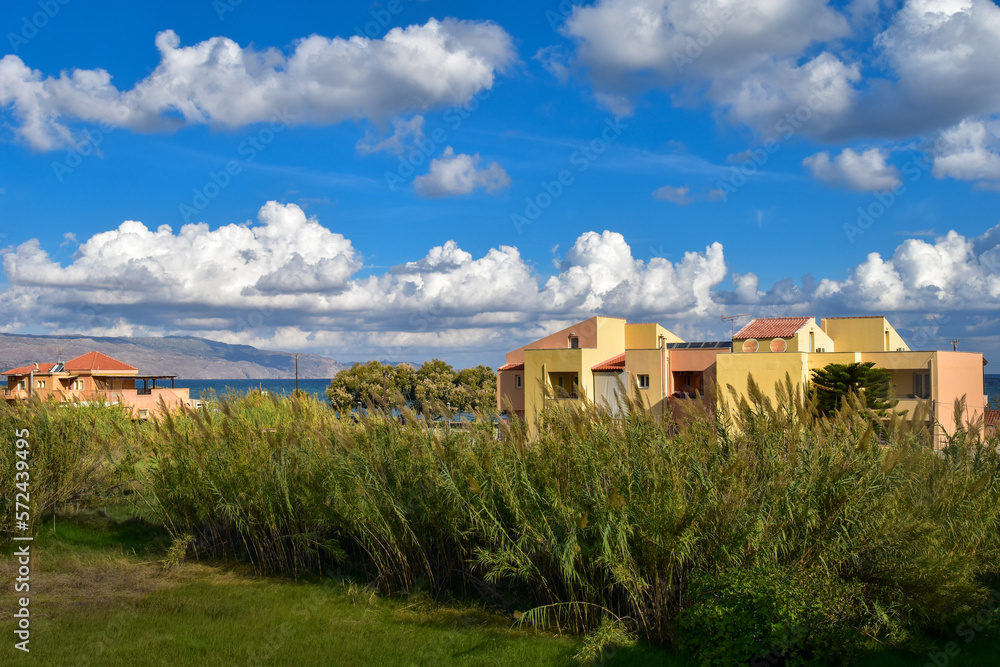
[676,567,868,665]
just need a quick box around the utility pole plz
[291,353,301,392]
[951,340,960,351]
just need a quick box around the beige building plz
[497,316,730,424]
[3,351,192,419]
[718,315,986,447]
[499,315,987,448]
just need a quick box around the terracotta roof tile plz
[987,409,999,428]
[734,317,813,340]
[63,351,138,373]
[498,362,524,371]
[592,353,626,372]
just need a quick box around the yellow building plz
[718,315,986,447]
[497,316,730,422]
[499,314,987,449]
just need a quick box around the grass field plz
[0,510,677,666]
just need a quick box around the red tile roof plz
[823,315,886,319]
[734,317,813,340]
[498,362,524,371]
[2,362,58,376]
[987,409,999,428]
[592,353,626,372]
[63,351,138,373]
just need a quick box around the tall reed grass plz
[1,397,142,537]
[6,380,999,661]
[131,378,1000,661]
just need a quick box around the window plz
[36,380,45,389]
[638,374,650,389]
[569,336,579,349]
[515,375,522,389]
[18,381,25,390]
[557,376,564,388]
[914,372,931,399]
[74,379,85,390]
[138,409,149,418]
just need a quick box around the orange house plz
[3,351,192,419]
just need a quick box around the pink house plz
[3,351,193,419]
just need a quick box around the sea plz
[174,378,333,402]
[175,375,1000,406]
[987,374,1000,405]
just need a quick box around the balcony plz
[671,391,700,399]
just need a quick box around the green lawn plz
[0,510,674,666]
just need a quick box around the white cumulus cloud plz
[0,19,516,150]
[0,206,731,360]
[557,0,857,130]
[2,202,362,308]
[4,203,1000,363]
[932,119,1000,188]
[814,228,1000,311]
[414,147,511,197]
[803,148,902,191]
[549,0,1000,156]
[867,0,1000,136]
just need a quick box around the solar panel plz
[666,341,732,350]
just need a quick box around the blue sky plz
[1,0,999,368]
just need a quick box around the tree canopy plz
[327,359,496,415]
[810,361,896,416]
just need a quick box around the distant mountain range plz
[0,333,344,379]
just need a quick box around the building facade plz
[499,315,987,448]
[496,316,730,423]
[3,351,192,419]
[718,315,986,446]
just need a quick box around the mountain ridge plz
[0,333,343,379]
